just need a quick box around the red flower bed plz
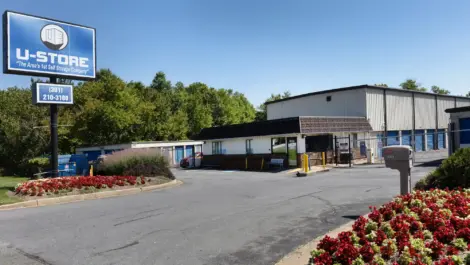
[310,189,470,265]
[15,176,148,196]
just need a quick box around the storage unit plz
[427,130,435,150]
[387,131,399,146]
[437,129,445,149]
[401,131,412,146]
[415,130,425,152]
[76,141,204,167]
[175,146,184,164]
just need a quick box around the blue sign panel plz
[33,83,73,104]
[3,11,96,79]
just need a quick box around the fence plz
[332,129,469,165]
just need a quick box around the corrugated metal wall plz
[437,97,454,128]
[415,94,436,130]
[456,98,470,107]
[386,91,413,130]
[365,89,384,131]
[266,89,367,120]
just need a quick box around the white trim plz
[6,12,96,79]
[75,141,204,153]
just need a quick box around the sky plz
[1,0,470,106]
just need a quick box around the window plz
[352,133,358,148]
[305,135,333,152]
[326,96,332,102]
[271,137,287,154]
[246,139,253,154]
[212,141,223,154]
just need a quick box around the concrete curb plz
[295,169,330,177]
[287,167,330,174]
[275,218,360,265]
[0,179,183,211]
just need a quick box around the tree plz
[374,84,388,87]
[0,87,49,175]
[400,79,427,92]
[255,91,291,121]
[431,85,450,95]
[0,70,257,174]
[150,71,171,92]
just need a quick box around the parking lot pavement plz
[0,163,438,265]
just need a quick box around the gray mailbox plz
[382,145,413,195]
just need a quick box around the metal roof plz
[196,116,372,140]
[265,84,470,105]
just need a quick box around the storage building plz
[197,85,470,169]
[76,141,203,166]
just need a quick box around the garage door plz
[415,130,424,152]
[438,129,445,149]
[175,146,184,164]
[427,130,434,150]
[402,131,411,146]
[387,131,399,146]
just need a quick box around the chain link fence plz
[332,129,466,165]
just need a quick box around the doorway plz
[287,137,297,167]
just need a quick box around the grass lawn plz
[0,177,28,205]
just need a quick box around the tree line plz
[0,70,259,175]
[0,72,461,175]
[374,79,452,95]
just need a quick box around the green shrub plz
[27,157,50,178]
[415,148,470,190]
[97,149,174,179]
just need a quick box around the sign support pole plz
[50,77,59,178]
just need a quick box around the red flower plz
[334,242,359,265]
[455,227,470,242]
[353,216,367,232]
[359,243,374,263]
[375,229,387,246]
[434,226,455,244]
[446,246,459,255]
[426,240,444,260]
[380,241,395,260]
[318,236,339,254]
[313,252,333,265]
[434,257,455,265]
[368,206,382,224]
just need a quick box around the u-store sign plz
[3,11,96,80]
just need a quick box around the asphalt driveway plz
[0,163,437,265]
